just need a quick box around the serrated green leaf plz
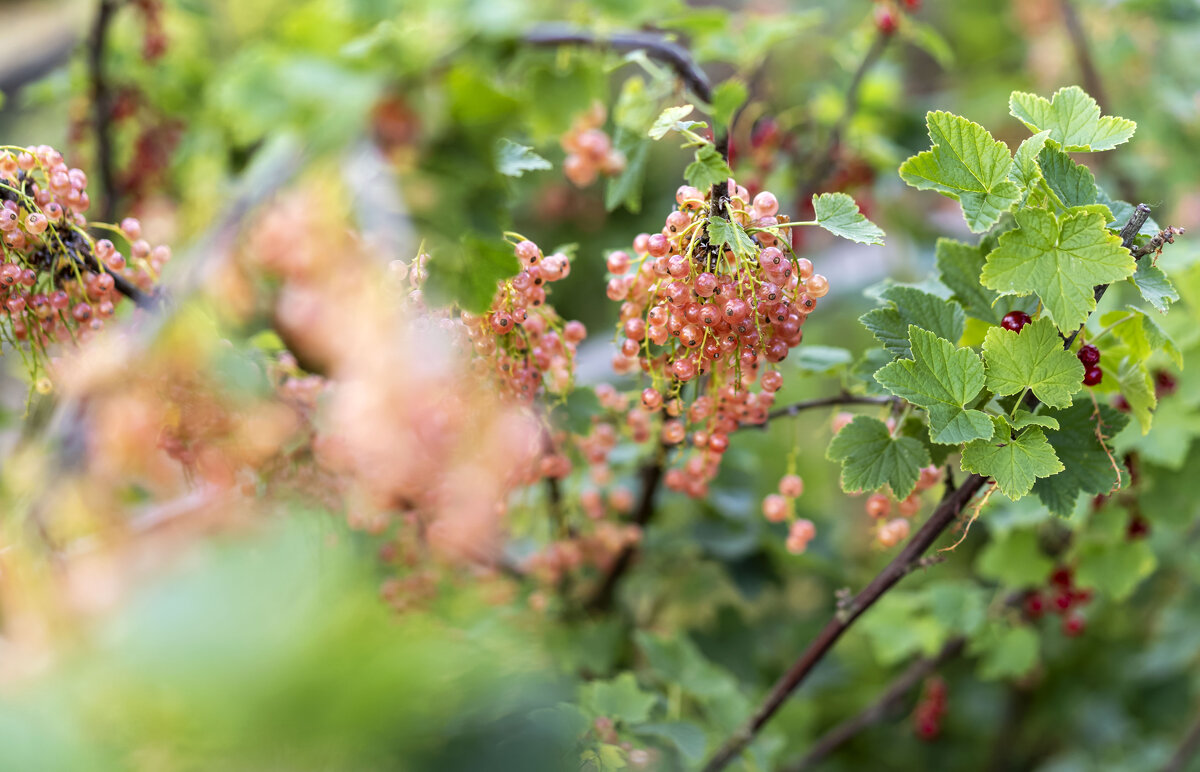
[860,286,966,359]
[1009,86,1136,152]
[936,238,1034,325]
[495,138,551,177]
[684,144,732,189]
[1102,307,1182,368]
[981,209,1135,333]
[961,419,1063,500]
[983,318,1083,408]
[1010,130,1051,189]
[974,624,1039,680]
[1131,259,1178,314]
[605,128,650,213]
[826,416,930,498]
[1115,356,1156,433]
[709,79,747,128]
[900,415,952,467]
[1009,409,1059,431]
[1032,401,1130,516]
[581,673,657,724]
[875,326,993,445]
[706,215,757,260]
[1037,145,1098,208]
[649,104,700,140]
[811,192,885,245]
[899,111,1020,233]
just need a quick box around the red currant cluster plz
[457,237,585,402]
[0,145,163,379]
[1023,566,1091,637]
[761,474,815,553]
[560,103,625,188]
[130,0,168,60]
[608,181,828,497]
[912,675,947,741]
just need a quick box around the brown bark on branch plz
[88,0,120,223]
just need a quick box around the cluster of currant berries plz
[0,145,164,375]
[457,237,585,402]
[608,180,828,497]
[873,0,921,35]
[560,103,625,188]
[761,474,815,553]
[1023,565,1091,637]
[131,0,168,60]
[912,676,947,741]
[1002,310,1104,386]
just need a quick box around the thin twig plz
[765,393,901,423]
[701,473,987,771]
[584,453,665,612]
[782,637,966,771]
[1057,0,1108,111]
[1164,710,1200,772]
[525,25,713,104]
[701,202,1158,772]
[88,0,120,222]
[1063,203,1151,349]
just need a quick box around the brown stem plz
[1057,0,1108,111]
[701,474,987,771]
[782,637,966,771]
[765,393,901,423]
[584,453,665,612]
[88,0,120,223]
[1164,710,1200,772]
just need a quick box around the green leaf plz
[936,238,1033,325]
[1010,409,1059,431]
[974,624,1039,680]
[899,111,1021,233]
[580,673,657,724]
[982,318,1083,408]
[1131,259,1178,314]
[1115,356,1157,433]
[605,128,650,213]
[925,581,988,637]
[981,208,1135,333]
[709,79,747,129]
[1103,307,1182,368]
[632,722,707,762]
[1032,402,1129,515]
[811,193,885,245]
[424,236,519,313]
[826,416,931,498]
[649,104,701,140]
[961,418,1064,500]
[684,144,732,190]
[978,528,1055,587]
[860,286,966,359]
[1009,86,1136,152]
[495,138,551,177]
[1075,539,1157,601]
[900,415,952,467]
[706,215,757,260]
[793,345,853,375]
[875,326,993,444]
[1009,130,1051,189]
[1037,145,1098,207]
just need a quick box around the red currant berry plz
[874,5,898,34]
[1077,344,1100,366]
[902,0,920,10]
[1001,310,1031,332]
[1024,592,1046,619]
[1062,613,1086,637]
[1082,366,1103,386]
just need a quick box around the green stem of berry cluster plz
[701,203,1155,772]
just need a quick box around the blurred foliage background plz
[0,0,1196,770]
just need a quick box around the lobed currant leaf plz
[960,418,1064,500]
[1032,401,1131,516]
[1130,259,1178,314]
[707,215,758,260]
[982,317,1083,408]
[1115,356,1157,433]
[1009,409,1059,431]
[495,138,552,177]
[935,238,1034,325]
[826,415,930,498]
[874,325,994,445]
[811,192,885,245]
[709,79,748,129]
[860,286,966,359]
[1036,145,1099,208]
[684,144,733,189]
[1009,130,1050,189]
[1009,86,1136,152]
[899,111,1021,233]
[649,104,703,140]
[980,208,1135,333]
[1101,307,1182,368]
